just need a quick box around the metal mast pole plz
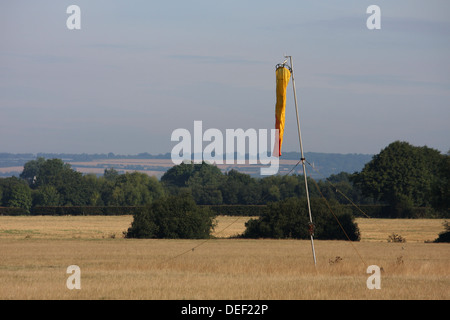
[286,55,317,266]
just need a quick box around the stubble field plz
[0,215,448,300]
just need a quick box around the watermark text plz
[171,121,279,175]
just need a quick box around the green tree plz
[351,141,444,217]
[33,185,61,206]
[34,158,73,188]
[278,175,301,199]
[162,162,224,204]
[21,158,89,206]
[126,193,215,239]
[187,163,224,205]
[243,197,360,241]
[8,184,32,212]
[20,157,46,187]
[82,174,105,206]
[0,177,32,212]
[103,168,119,182]
[108,172,165,206]
[220,169,261,204]
[316,172,377,205]
[259,175,282,203]
[161,162,196,189]
[431,152,450,212]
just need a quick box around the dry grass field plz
[0,215,448,300]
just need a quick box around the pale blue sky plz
[1,1,449,155]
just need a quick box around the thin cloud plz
[319,73,448,89]
[168,54,265,65]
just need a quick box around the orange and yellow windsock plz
[274,65,291,157]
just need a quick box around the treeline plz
[161,162,372,206]
[0,158,165,211]
[0,141,449,218]
[0,158,367,212]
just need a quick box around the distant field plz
[0,166,24,174]
[0,158,304,178]
[0,216,448,300]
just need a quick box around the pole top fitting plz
[276,56,292,72]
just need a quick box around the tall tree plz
[0,177,32,212]
[220,169,261,204]
[351,141,444,217]
[162,162,224,204]
[20,157,46,187]
[431,151,450,212]
[33,185,61,206]
[21,158,87,206]
[103,168,119,182]
[108,171,165,206]
[161,162,195,189]
[187,162,224,205]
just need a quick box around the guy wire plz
[161,158,370,266]
[308,175,368,266]
[161,159,303,264]
[305,159,372,219]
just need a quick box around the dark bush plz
[434,221,450,243]
[242,197,360,241]
[125,194,216,239]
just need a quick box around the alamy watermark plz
[66,4,380,31]
[171,121,280,175]
[366,265,381,289]
[66,265,81,290]
[366,5,381,30]
[66,5,81,30]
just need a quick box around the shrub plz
[434,221,450,243]
[387,233,406,243]
[242,197,360,241]
[125,194,216,239]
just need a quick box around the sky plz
[1,0,449,156]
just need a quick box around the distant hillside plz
[282,152,373,178]
[0,152,373,179]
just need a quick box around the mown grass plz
[0,215,446,242]
[0,215,448,299]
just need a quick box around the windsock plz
[274,65,291,157]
